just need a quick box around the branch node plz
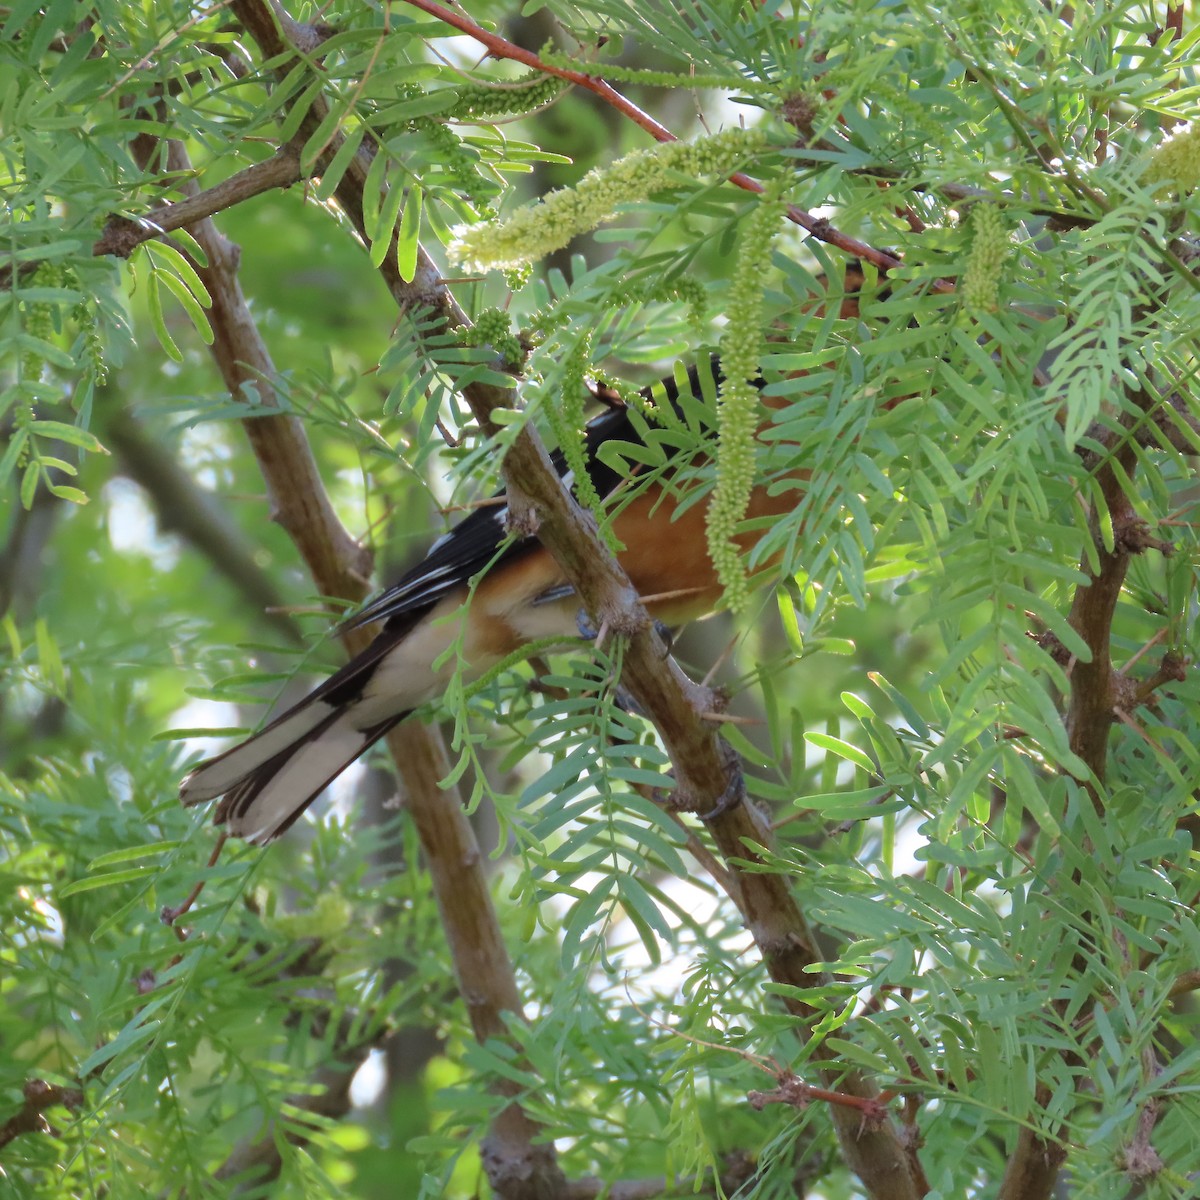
[0,1080,84,1152]
[99,214,148,259]
[1129,649,1189,706]
[1121,1091,1164,1180]
[1032,629,1072,665]
[697,751,745,822]
[1114,517,1172,557]
[1111,671,1140,714]
[503,487,541,539]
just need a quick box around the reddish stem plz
[397,0,906,276]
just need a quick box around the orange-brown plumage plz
[180,344,823,843]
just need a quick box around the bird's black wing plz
[341,397,673,632]
[340,359,720,633]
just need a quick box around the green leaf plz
[301,103,352,175]
[156,267,214,344]
[796,786,899,817]
[59,866,156,897]
[396,185,423,283]
[314,122,365,201]
[361,139,390,238]
[369,176,407,268]
[0,427,29,486]
[15,331,76,369]
[29,420,107,453]
[1,0,42,40]
[19,461,40,509]
[46,483,89,504]
[804,732,876,774]
[34,618,65,695]
[88,842,181,869]
[144,240,211,308]
[146,270,182,362]
[78,1014,163,1077]
[561,875,614,962]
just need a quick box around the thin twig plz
[93,147,303,260]
[161,833,229,929]
[396,0,905,275]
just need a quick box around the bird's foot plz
[697,751,745,822]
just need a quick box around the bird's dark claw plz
[653,620,674,658]
[576,608,598,641]
[698,749,744,821]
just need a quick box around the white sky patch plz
[888,813,932,879]
[177,422,234,493]
[16,886,64,947]
[171,697,247,762]
[799,708,936,879]
[430,32,504,71]
[327,760,368,825]
[103,477,180,571]
[705,91,760,130]
[603,870,723,1004]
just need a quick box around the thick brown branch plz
[1002,441,1140,1198]
[1169,968,1200,999]
[223,5,923,1194]
[1130,651,1187,706]
[997,1103,1068,1200]
[188,201,544,1127]
[225,8,565,1199]
[390,718,563,1195]
[1120,1074,1164,1182]
[132,114,552,1190]
[0,1079,84,1151]
[1064,444,1140,789]
[119,121,371,600]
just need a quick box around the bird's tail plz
[180,698,408,844]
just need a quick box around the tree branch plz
[1064,443,1142,787]
[93,146,302,261]
[212,2,924,1192]
[1168,967,1200,999]
[396,0,903,275]
[1002,371,1179,1195]
[996,1085,1069,1200]
[98,84,553,1190]
[221,9,565,1197]
[0,1079,83,1151]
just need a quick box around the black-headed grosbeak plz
[180,355,806,843]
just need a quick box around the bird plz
[179,356,806,844]
[179,262,880,844]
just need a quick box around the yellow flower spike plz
[961,201,1008,315]
[706,180,788,612]
[1144,123,1200,196]
[450,128,771,269]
